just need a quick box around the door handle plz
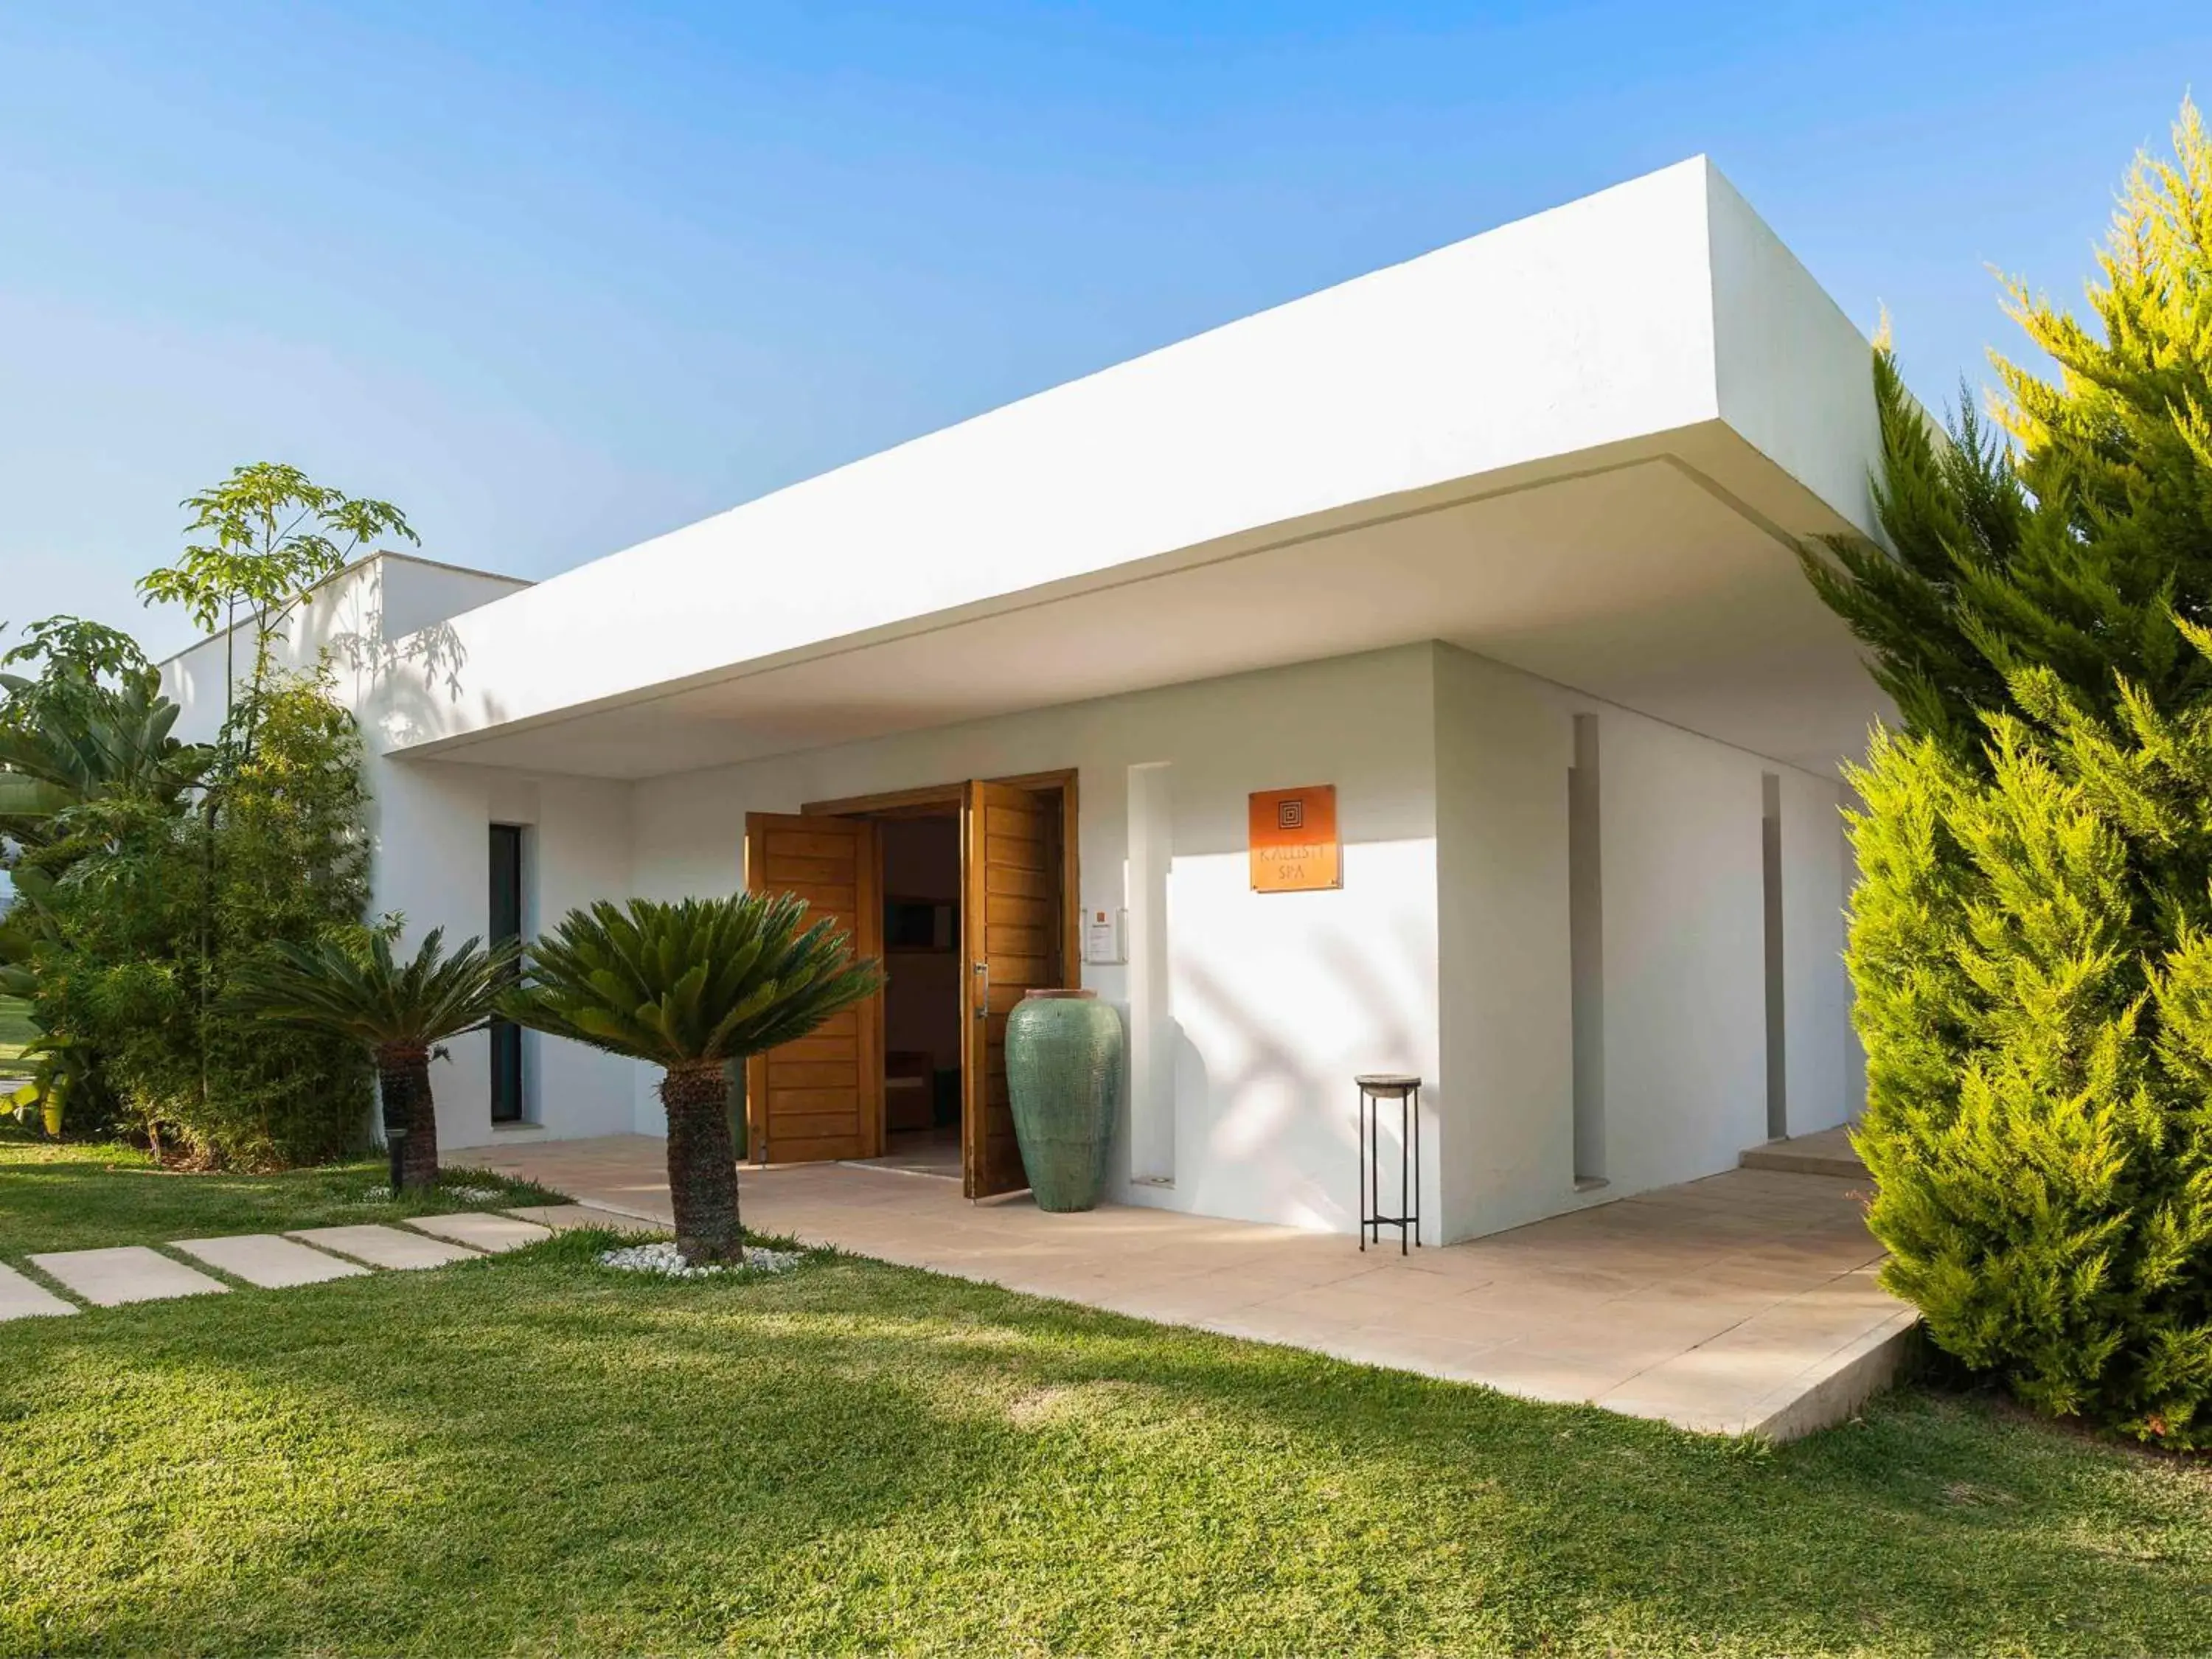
[972,959,989,1020]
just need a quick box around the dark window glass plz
[490,825,525,1123]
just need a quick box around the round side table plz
[1355,1073,1422,1253]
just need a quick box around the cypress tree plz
[1806,102,2212,1443]
[1808,100,2212,748]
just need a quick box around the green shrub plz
[31,668,372,1166]
[1848,675,2212,1443]
[1805,101,2212,751]
[1806,102,2212,1443]
[4,464,409,1164]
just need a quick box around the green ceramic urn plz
[1004,988,1124,1212]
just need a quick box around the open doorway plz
[743,772,1077,1199]
[876,813,963,1177]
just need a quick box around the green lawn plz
[0,1179,2203,1655]
[0,1131,565,1255]
[0,993,34,1070]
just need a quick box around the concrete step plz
[1741,1124,1868,1179]
[28,1245,229,1306]
[172,1233,371,1288]
[0,1260,79,1321]
[288,1224,484,1270]
[403,1212,552,1253]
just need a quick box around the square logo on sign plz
[1248,785,1340,892]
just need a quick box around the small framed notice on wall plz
[1248,785,1340,892]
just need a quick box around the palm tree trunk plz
[661,1061,742,1265]
[377,1044,439,1191]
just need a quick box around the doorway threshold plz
[844,1123,964,1181]
[839,1158,961,1182]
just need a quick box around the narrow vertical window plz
[1761,773,1787,1141]
[489,824,526,1124]
[1569,714,1605,1187]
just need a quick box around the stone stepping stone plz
[172,1234,371,1289]
[289,1224,482,1270]
[505,1203,669,1235]
[28,1245,227,1307]
[405,1212,553,1253]
[0,1260,79,1321]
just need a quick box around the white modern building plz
[163,157,1890,1245]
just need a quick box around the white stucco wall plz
[359,757,636,1150]
[1776,765,1856,1137]
[1592,716,1769,1187]
[1705,166,1885,538]
[130,147,1882,1215]
[377,556,531,643]
[1432,643,1859,1234]
[1432,647,1575,1241]
[159,554,633,1154]
[161,554,526,746]
[630,644,1442,1235]
[599,636,1858,1240]
[160,565,1861,1226]
[394,160,1736,754]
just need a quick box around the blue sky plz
[1,1,2202,660]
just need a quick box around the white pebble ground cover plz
[354,1183,507,1206]
[599,1241,805,1279]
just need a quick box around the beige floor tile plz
[1200,1304,1368,1349]
[1092,1279,1276,1323]
[1453,1343,1635,1405]
[1357,1295,1522,1344]
[1450,1279,1624,1322]
[1487,1324,1719,1377]
[1598,1376,1769,1435]
[1249,1282,1411,1327]
[1696,1259,1856,1297]
[1301,1325,1499,1377]
[1373,1246,1500,1284]
[489,1133,1911,1441]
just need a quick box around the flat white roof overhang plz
[388,158,1891,781]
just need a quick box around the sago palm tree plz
[230,927,518,1189]
[507,894,884,1265]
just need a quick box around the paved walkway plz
[0,1204,649,1318]
[5,1149,1913,1443]
[480,1135,1914,1442]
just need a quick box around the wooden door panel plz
[762,858,856,888]
[985,924,1053,954]
[745,813,882,1164]
[963,781,1065,1198]
[984,866,1054,900]
[781,1033,859,1062]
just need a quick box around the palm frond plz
[228,926,518,1055]
[507,893,884,1068]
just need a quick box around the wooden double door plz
[743,776,1069,1198]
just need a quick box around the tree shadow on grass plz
[3,1240,2202,1656]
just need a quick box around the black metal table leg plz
[1354,1074,1421,1254]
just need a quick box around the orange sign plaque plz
[1248,785,1340,893]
